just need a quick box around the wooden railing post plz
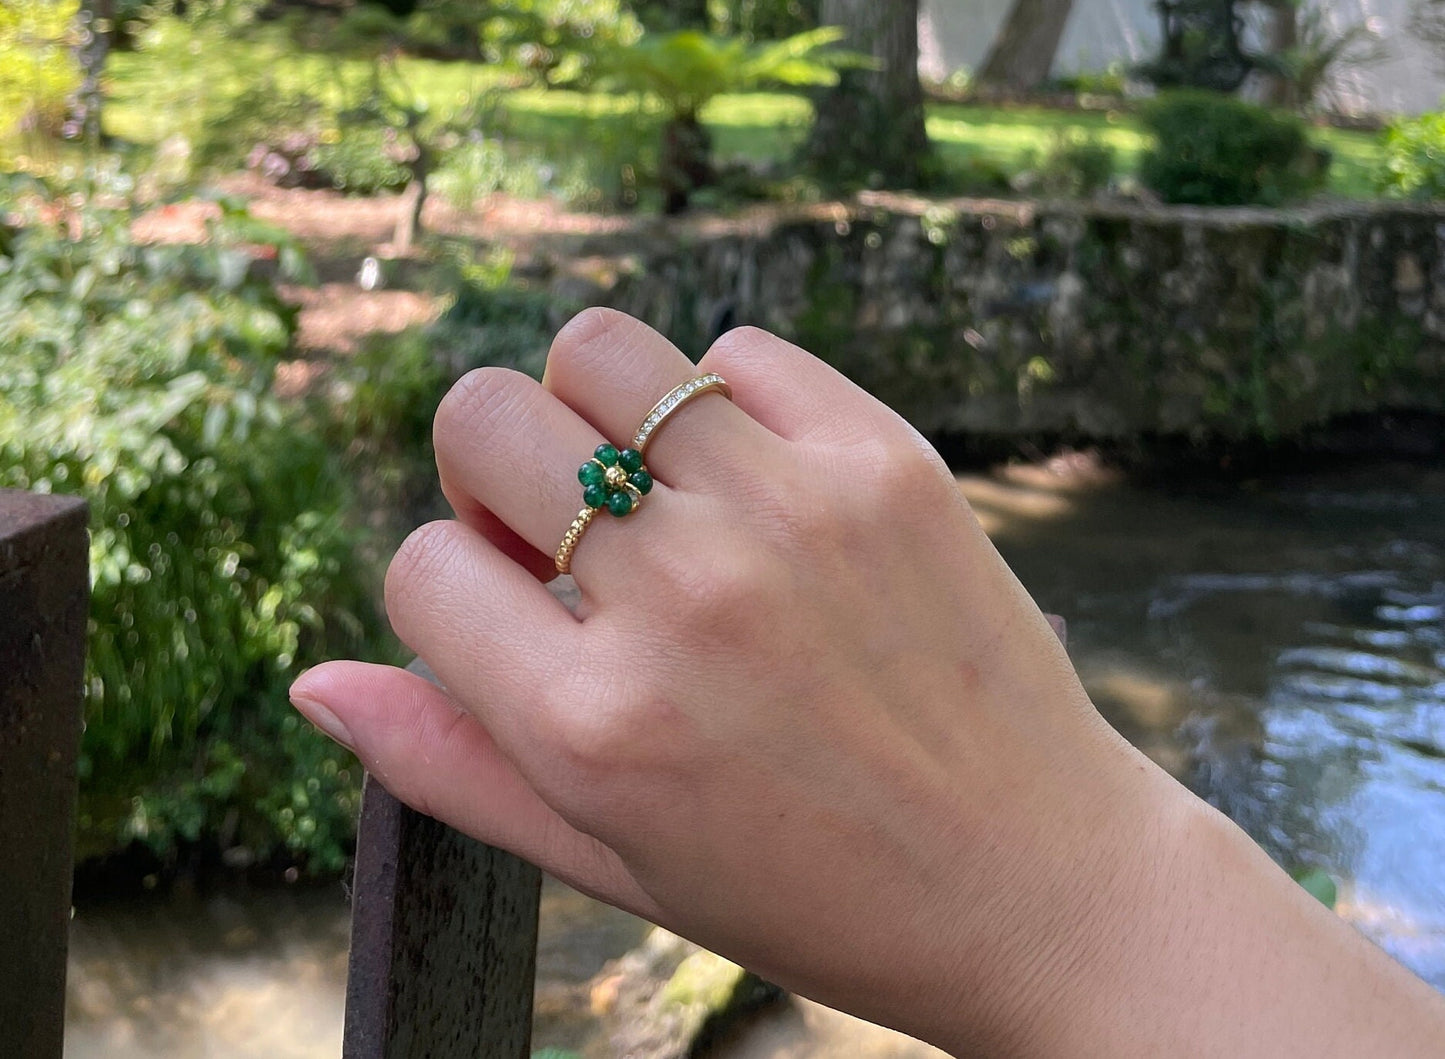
[0,490,89,1058]
[343,659,542,1059]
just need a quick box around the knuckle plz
[547,306,642,380]
[650,543,778,643]
[385,520,460,617]
[702,324,780,367]
[548,698,633,779]
[735,463,810,534]
[434,366,535,453]
[853,437,952,506]
[544,665,686,791]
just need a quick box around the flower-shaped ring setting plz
[579,443,653,518]
[553,374,730,576]
[554,443,654,575]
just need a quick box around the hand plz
[292,310,1445,1057]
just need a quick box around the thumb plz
[290,660,655,913]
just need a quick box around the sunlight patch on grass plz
[1314,125,1385,199]
[927,104,1150,174]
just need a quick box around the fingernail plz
[290,693,355,750]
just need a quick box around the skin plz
[291,309,1445,1057]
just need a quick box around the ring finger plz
[433,366,671,589]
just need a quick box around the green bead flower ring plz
[578,442,653,518]
[554,373,730,577]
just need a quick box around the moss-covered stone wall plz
[572,194,1445,440]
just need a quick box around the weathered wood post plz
[0,490,90,1058]
[343,660,542,1059]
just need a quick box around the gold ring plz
[553,375,731,576]
[630,373,731,458]
[554,505,598,575]
[554,442,653,574]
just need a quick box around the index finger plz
[383,517,582,760]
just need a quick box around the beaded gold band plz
[554,505,597,575]
[552,373,732,575]
[631,373,731,457]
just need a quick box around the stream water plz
[64,460,1445,1057]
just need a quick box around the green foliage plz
[583,25,861,208]
[174,24,420,193]
[623,0,709,33]
[587,26,853,121]
[1376,112,1445,200]
[309,126,415,193]
[708,0,817,40]
[337,243,555,436]
[0,0,81,141]
[1049,63,1128,100]
[423,242,557,378]
[330,244,558,524]
[335,0,640,78]
[0,166,385,872]
[99,7,1387,206]
[212,0,638,200]
[1036,133,1115,198]
[1139,91,1328,206]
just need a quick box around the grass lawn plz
[100,37,1387,202]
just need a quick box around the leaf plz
[1291,867,1338,909]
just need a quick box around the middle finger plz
[542,309,780,489]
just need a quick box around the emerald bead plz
[618,447,644,473]
[606,490,634,517]
[594,443,619,466]
[630,469,653,495]
[578,461,606,486]
[583,483,608,508]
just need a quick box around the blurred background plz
[3,0,1444,1055]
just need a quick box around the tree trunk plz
[804,0,931,188]
[1258,0,1299,108]
[976,0,1076,90]
[393,112,434,253]
[73,0,114,144]
[659,114,714,214]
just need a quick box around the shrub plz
[1376,112,1445,200]
[192,67,414,194]
[0,167,388,873]
[371,242,557,385]
[1139,91,1329,206]
[1037,133,1115,198]
[432,133,597,207]
[0,0,81,141]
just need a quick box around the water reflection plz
[65,888,350,1059]
[978,464,1445,995]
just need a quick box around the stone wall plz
[553,193,1445,441]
